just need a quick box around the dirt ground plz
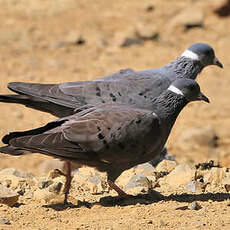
[0,0,230,229]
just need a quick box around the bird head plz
[181,43,223,68]
[167,79,210,103]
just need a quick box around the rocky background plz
[0,0,230,229]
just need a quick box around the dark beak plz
[213,57,223,68]
[198,92,210,103]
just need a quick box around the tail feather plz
[0,94,74,117]
[0,146,26,155]
[0,94,35,104]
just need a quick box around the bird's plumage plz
[0,43,222,117]
[0,79,209,183]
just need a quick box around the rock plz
[212,0,230,17]
[38,180,53,189]
[156,160,177,173]
[179,126,218,150]
[186,180,205,193]
[124,174,151,194]
[33,189,63,203]
[65,31,85,45]
[113,29,143,48]
[135,162,157,177]
[0,216,11,225]
[188,201,202,210]
[47,169,64,179]
[0,184,19,206]
[164,164,195,187]
[203,167,226,184]
[174,204,188,210]
[73,171,107,195]
[221,172,230,191]
[0,168,34,179]
[169,7,204,32]
[136,24,158,40]
[48,182,63,194]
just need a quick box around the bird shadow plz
[42,190,230,210]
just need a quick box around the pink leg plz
[108,180,133,198]
[63,161,73,204]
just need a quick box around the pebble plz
[125,174,151,191]
[186,180,205,193]
[188,201,202,210]
[113,29,143,48]
[164,164,195,187]
[0,216,11,225]
[203,167,226,184]
[169,7,204,32]
[48,182,63,194]
[38,180,53,189]
[212,0,230,17]
[156,160,177,173]
[0,184,19,207]
[0,168,34,179]
[136,24,158,40]
[174,204,188,210]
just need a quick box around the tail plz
[0,94,33,104]
[0,94,74,117]
[0,146,26,155]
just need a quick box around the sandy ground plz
[0,0,230,229]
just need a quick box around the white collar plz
[167,85,184,96]
[181,49,199,61]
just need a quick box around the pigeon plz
[0,42,222,169]
[0,43,221,117]
[0,79,209,202]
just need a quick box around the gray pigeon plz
[0,43,221,117]
[0,79,209,202]
[0,42,222,166]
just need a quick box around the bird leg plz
[107,180,133,198]
[63,161,73,204]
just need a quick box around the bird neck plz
[166,56,204,80]
[151,91,188,128]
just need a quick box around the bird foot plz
[63,161,73,204]
[107,180,133,199]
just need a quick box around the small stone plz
[136,24,158,40]
[175,204,188,210]
[169,7,204,32]
[0,168,34,179]
[158,219,167,227]
[196,220,205,227]
[186,180,205,193]
[125,174,151,192]
[156,160,177,173]
[47,169,64,179]
[164,164,195,187]
[203,167,226,184]
[135,163,157,179]
[188,201,202,210]
[212,0,230,17]
[0,216,11,225]
[38,180,53,189]
[0,184,19,207]
[34,189,62,203]
[147,220,153,224]
[65,31,85,45]
[113,29,143,48]
[48,182,63,194]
